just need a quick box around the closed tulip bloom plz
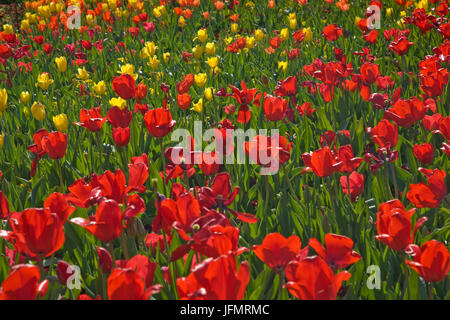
[20,91,30,104]
[263,95,287,121]
[54,56,67,72]
[413,143,434,165]
[177,93,191,110]
[144,108,176,138]
[340,171,365,202]
[35,72,54,90]
[205,42,216,55]
[112,74,136,100]
[53,113,69,132]
[0,132,4,148]
[30,102,46,121]
[0,88,7,112]
[135,83,147,100]
[197,29,208,43]
[112,127,130,147]
[303,27,313,42]
[10,208,65,258]
[194,73,207,87]
[322,24,342,41]
[97,247,113,274]
[407,168,447,208]
[42,131,67,159]
[56,260,72,286]
[406,240,449,282]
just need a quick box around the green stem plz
[383,164,393,200]
[120,233,130,261]
[95,131,103,172]
[427,282,433,300]
[38,254,45,280]
[390,161,398,199]
[56,158,64,192]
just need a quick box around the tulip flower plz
[285,256,351,300]
[74,107,105,132]
[143,108,176,138]
[252,233,306,271]
[9,208,65,258]
[302,146,343,177]
[42,131,67,160]
[0,264,48,300]
[97,247,113,274]
[407,168,447,208]
[35,72,54,90]
[413,143,434,165]
[70,199,123,243]
[177,254,250,300]
[367,119,398,149]
[308,233,361,270]
[263,95,287,121]
[112,74,136,100]
[405,240,449,283]
[340,171,365,202]
[375,199,427,251]
[0,88,7,112]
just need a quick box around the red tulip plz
[135,83,147,100]
[144,108,176,138]
[244,134,292,170]
[296,101,316,117]
[177,93,191,110]
[198,151,221,176]
[177,254,250,300]
[252,233,306,271]
[112,74,136,100]
[107,107,132,128]
[407,168,447,208]
[308,233,361,270]
[389,36,414,56]
[43,192,76,223]
[112,127,130,147]
[10,208,65,258]
[115,255,159,288]
[0,191,10,219]
[375,199,427,251]
[97,247,113,274]
[367,119,398,149]
[107,268,149,300]
[437,116,450,140]
[176,74,194,94]
[274,76,297,97]
[0,264,47,300]
[322,24,342,41]
[340,171,365,202]
[70,199,123,243]
[413,143,434,165]
[56,260,72,286]
[74,107,106,132]
[285,256,351,300]
[263,95,287,121]
[145,233,165,255]
[405,240,449,282]
[302,146,343,177]
[384,97,426,127]
[337,145,363,173]
[42,131,67,159]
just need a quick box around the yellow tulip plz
[31,102,46,121]
[278,61,288,72]
[255,29,264,41]
[192,45,204,59]
[21,19,30,30]
[20,91,30,104]
[191,98,203,113]
[205,42,216,56]
[55,56,67,73]
[163,52,170,63]
[93,81,106,95]
[76,67,90,81]
[197,29,208,43]
[3,24,14,34]
[0,88,7,112]
[303,27,312,42]
[148,55,160,70]
[231,23,239,33]
[207,57,219,69]
[36,73,54,90]
[109,97,127,110]
[204,88,214,101]
[119,64,138,80]
[178,16,186,27]
[246,36,255,49]
[0,132,4,148]
[53,113,69,132]
[386,8,392,17]
[194,73,207,87]
[280,28,289,41]
[289,18,297,30]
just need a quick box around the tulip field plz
[0,0,449,301]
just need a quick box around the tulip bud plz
[197,29,208,43]
[31,102,46,121]
[127,217,147,241]
[97,247,113,274]
[55,56,67,73]
[0,88,7,112]
[0,132,4,148]
[53,113,69,132]
[321,210,330,234]
[56,260,72,286]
